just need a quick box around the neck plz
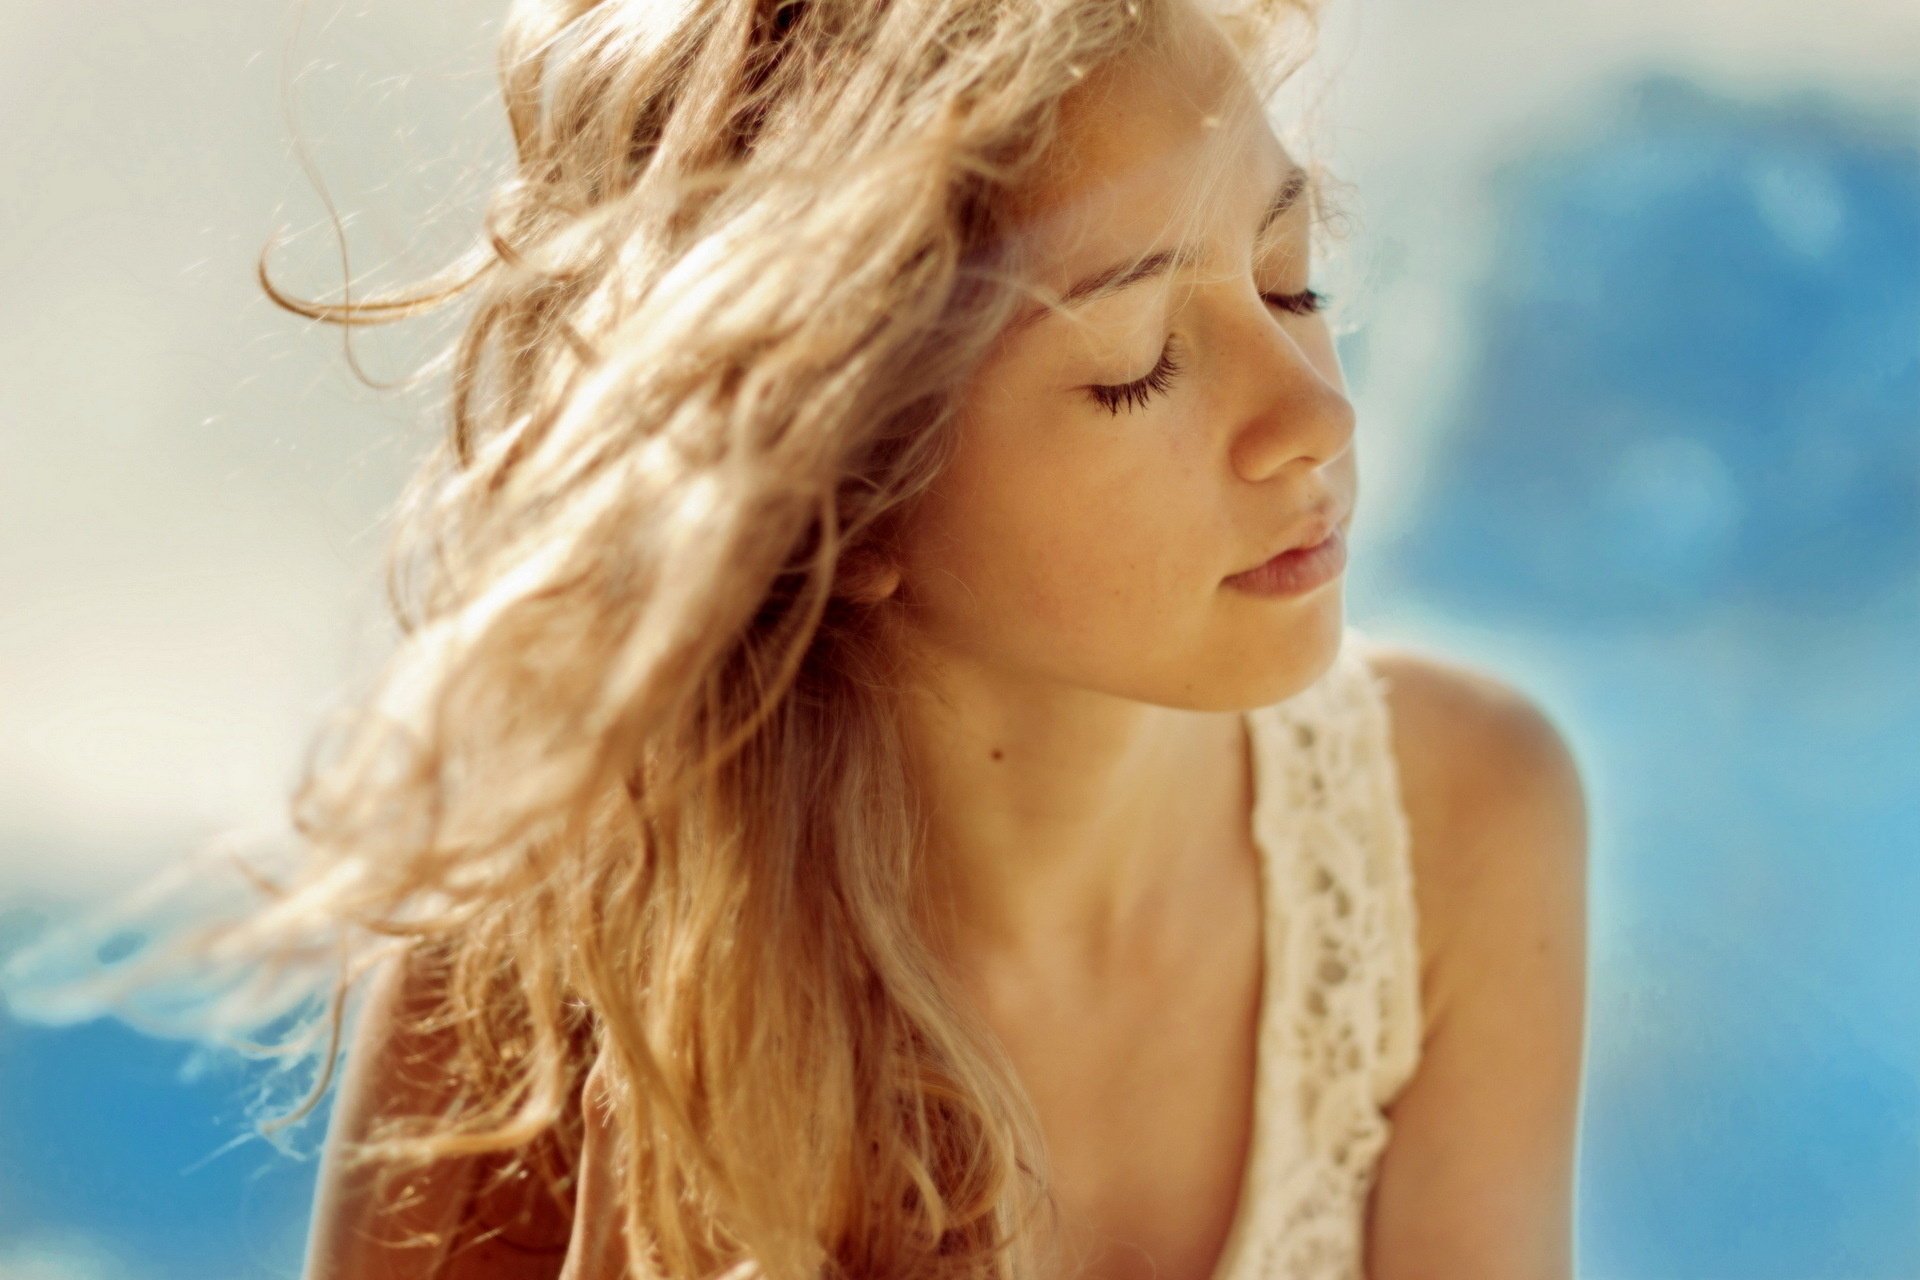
[898,648,1254,976]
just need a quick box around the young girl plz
[15,0,1588,1276]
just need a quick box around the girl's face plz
[894,10,1358,711]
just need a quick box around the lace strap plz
[1261,627,1424,1122]
[1341,628,1423,1109]
[1216,628,1428,1279]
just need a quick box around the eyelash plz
[1085,288,1328,416]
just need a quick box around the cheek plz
[901,426,1218,654]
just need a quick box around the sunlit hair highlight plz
[1,1,1333,1276]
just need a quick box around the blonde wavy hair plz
[3,1,1337,1275]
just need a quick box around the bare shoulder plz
[1359,640,1587,991]
[1355,640,1590,1278]
[303,944,575,1280]
[1361,640,1582,822]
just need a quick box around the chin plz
[1225,589,1347,709]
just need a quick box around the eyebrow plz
[1012,163,1311,331]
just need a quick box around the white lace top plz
[1208,626,1425,1280]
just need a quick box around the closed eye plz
[1083,288,1329,417]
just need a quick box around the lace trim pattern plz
[1219,626,1424,1280]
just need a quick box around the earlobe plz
[865,564,902,603]
[834,552,901,604]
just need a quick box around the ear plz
[834,550,901,604]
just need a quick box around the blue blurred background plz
[1,1,1914,1277]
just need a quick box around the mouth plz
[1222,524,1348,596]
[1222,502,1351,596]
[1231,501,1348,577]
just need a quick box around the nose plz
[1228,305,1356,484]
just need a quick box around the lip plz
[1223,515,1349,597]
[1231,501,1348,573]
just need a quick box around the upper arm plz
[303,946,574,1280]
[1362,648,1591,1280]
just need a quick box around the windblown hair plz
[3,1,1333,1275]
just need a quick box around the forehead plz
[1004,11,1290,286]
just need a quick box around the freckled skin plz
[889,9,1358,716]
